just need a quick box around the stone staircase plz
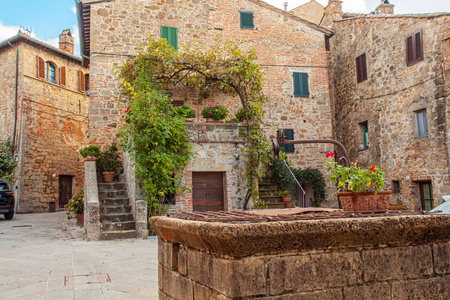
[259,176,287,209]
[98,182,137,240]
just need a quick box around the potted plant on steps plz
[286,199,296,208]
[66,189,84,225]
[201,104,228,122]
[97,144,122,183]
[326,151,391,212]
[280,190,290,203]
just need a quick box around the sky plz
[0,0,448,58]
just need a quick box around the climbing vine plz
[118,35,272,213]
[0,138,16,187]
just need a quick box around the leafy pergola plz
[118,36,272,213]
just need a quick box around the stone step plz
[259,190,283,197]
[101,221,136,231]
[100,230,137,241]
[100,213,134,222]
[100,197,129,206]
[100,205,131,214]
[99,190,127,198]
[259,183,280,190]
[98,183,126,191]
[260,196,284,203]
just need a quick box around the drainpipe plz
[8,41,19,156]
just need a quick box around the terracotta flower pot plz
[338,191,392,212]
[206,118,224,123]
[76,213,84,225]
[286,203,295,208]
[282,195,290,203]
[102,171,115,183]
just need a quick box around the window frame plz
[392,180,400,194]
[45,62,56,84]
[293,72,310,98]
[280,129,295,153]
[160,26,178,51]
[355,53,368,83]
[240,11,254,29]
[414,109,428,138]
[359,121,369,149]
[406,30,424,66]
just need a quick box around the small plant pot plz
[102,171,115,183]
[186,118,194,122]
[282,195,290,203]
[286,203,295,208]
[76,213,84,225]
[206,118,224,123]
[338,191,392,212]
[85,155,96,161]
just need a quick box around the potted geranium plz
[97,144,122,183]
[78,145,100,161]
[178,105,196,122]
[66,189,84,225]
[280,190,290,203]
[326,151,391,212]
[201,104,228,122]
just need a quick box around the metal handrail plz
[282,160,306,208]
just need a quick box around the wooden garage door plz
[192,172,224,212]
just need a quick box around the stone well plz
[150,211,450,299]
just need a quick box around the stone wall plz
[0,40,90,212]
[151,214,450,299]
[328,14,450,210]
[83,0,337,206]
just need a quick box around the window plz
[359,121,369,149]
[293,72,309,97]
[160,26,178,50]
[240,11,254,29]
[355,53,367,83]
[414,109,427,138]
[419,182,433,211]
[280,129,295,153]
[85,74,90,91]
[406,31,423,66]
[45,62,56,83]
[393,181,400,194]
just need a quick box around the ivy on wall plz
[118,35,272,213]
[0,138,16,187]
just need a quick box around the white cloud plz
[71,24,81,57]
[0,21,21,42]
[71,6,77,14]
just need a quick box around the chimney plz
[284,2,288,11]
[59,29,74,55]
[375,0,394,15]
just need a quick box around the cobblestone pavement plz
[0,212,158,299]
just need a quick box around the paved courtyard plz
[0,212,158,299]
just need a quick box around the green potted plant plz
[201,104,228,122]
[97,144,122,183]
[280,190,290,203]
[182,105,196,122]
[78,145,100,160]
[325,151,391,212]
[235,107,251,124]
[66,189,84,225]
[286,199,296,208]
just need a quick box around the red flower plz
[125,108,130,113]
[326,151,335,158]
[369,166,376,173]
[121,115,124,118]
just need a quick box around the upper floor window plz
[293,72,309,97]
[45,62,56,83]
[355,53,367,83]
[406,31,423,66]
[160,26,178,51]
[414,109,427,138]
[359,121,369,149]
[240,11,254,29]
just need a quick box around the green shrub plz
[201,104,228,120]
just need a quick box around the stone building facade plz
[77,0,336,211]
[320,2,450,210]
[0,31,89,213]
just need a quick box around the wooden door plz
[419,182,433,211]
[192,172,224,212]
[59,176,73,208]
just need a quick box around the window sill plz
[407,58,424,67]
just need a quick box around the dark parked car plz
[0,181,15,220]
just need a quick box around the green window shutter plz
[363,123,368,149]
[301,73,309,97]
[240,12,254,29]
[160,26,178,51]
[280,129,295,153]
[293,73,301,96]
